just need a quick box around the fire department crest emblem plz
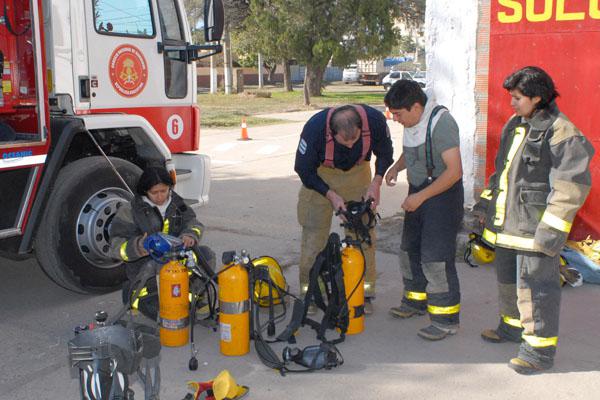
[109,44,148,98]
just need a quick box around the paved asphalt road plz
[1,110,600,399]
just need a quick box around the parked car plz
[412,71,427,88]
[381,70,414,91]
[342,64,359,83]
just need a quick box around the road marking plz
[262,133,300,140]
[212,142,238,152]
[256,144,281,155]
[211,160,242,165]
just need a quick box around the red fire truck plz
[0,0,224,292]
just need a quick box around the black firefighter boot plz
[481,317,523,343]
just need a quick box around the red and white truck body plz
[0,0,223,292]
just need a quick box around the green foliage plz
[183,0,206,43]
[392,0,426,28]
[395,35,417,55]
[232,0,424,99]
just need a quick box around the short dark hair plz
[384,79,427,110]
[330,105,362,139]
[136,166,173,195]
[503,66,559,109]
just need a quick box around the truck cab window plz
[93,0,155,37]
[157,0,187,98]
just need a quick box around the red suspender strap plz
[353,105,371,164]
[323,107,336,168]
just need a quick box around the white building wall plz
[426,0,479,205]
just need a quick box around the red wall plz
[488,0,600,239]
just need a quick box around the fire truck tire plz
[35,156,142,293]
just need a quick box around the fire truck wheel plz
[36,156,142,293]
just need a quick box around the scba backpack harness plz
[252,199,378,375]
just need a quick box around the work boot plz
[364,298,373,315]
[417,324,457,341]
[389,304,426,319]
[508,357,549,375]
[481,328,521,344]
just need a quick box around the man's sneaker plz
[481,328,521,343]
[417,324,457,341]
[389,304,426,319]
[508,357,549,375]
[364,298,373,315]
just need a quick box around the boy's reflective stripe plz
[494,127,527,227]
[480,189,493,200]
[502,315,523,328]
[541,211,572,233]
[406,291,427,301]
[427,304,460,315]
[120,242,129,261]
[522,334,558,347]
[483,229,535,250]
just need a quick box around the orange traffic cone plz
[385,107,392,120]
[239,117,251,141]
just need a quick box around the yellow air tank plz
[159,260,190,347]
[218,261,250,356]
[342,243,365,335]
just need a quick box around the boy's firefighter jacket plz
[474,102,594,257]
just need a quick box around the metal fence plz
[290,66,343,83]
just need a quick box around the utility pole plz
[257,53,264,89]
[223,27,232,95]
[210,55,217,94]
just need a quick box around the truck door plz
[83,0,195,152]
[84,0,160,107]
[0,0,49,240]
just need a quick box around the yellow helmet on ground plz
[465,233,495,267]
[252,256,288,307]
[559,256,583,287]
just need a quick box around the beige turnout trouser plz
[297,162,376,297]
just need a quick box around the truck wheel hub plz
[76,188,133,268]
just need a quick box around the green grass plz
[198,83,387,128]
[202,115,289,128]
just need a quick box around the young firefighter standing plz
[294,104,394,314]
[384,80,464,341]
[474,66,594,374]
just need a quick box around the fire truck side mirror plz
[158,0,224,62]
[204,0,224,42]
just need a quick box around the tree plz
[393,0,426,28]
[239,0,408,105]
[183,0,205,43]
[234,0,296,91]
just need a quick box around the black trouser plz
[491,247,524,341]
[494,247,561,368]
[399,180,464,327]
